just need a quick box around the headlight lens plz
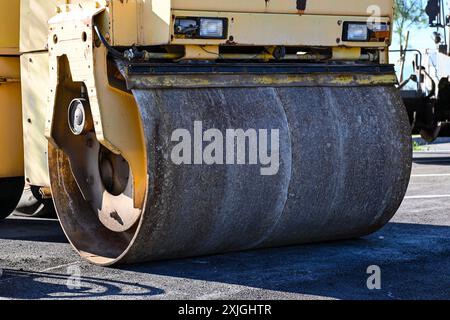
[200,18,225,38]
[343,22,390,42]
[344,23,369,41]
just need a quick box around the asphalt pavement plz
[0,139,449,300]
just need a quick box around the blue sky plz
[392,23,436,51]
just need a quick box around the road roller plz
[0,0,412,265]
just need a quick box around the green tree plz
[394,0,427,47]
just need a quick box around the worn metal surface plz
[120,62,399,90]
[49,83,412,265]
[124,63,397,76]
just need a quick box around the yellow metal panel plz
[332,47,362,60]
[136,0,171,46]
[20,53,51,187]
[171,11,390,47]
[111,0,138,45]
[19,0,110,52]
[19,0,392,48]
[111,0,393,47]
[20,0,60,53]
[0,0,20,55]
[172,0,393,16]
[0,57,24,178]
[110,0,172,46]
[183,45,219,59]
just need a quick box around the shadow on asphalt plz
[121,223,450,300]
[0,217,67,244]
[413,157,450,165]
[0,269,164,299]
[0,220,449,299]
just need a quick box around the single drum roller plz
[48,66,412,265]
[38,0,411,265]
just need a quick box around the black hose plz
[93,25,124,60]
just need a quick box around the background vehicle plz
[0,0,412,266]
[401,0,450,141]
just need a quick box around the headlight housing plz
[174,17,228,39]
[342,22,390,42]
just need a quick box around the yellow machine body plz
[0,0,20,55]
[20,0,394,49]
[0,57,23,179]
[2,0,395,192]
[16,0,396,190]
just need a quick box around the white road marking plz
[0,262,81,284]
[414,151,450,153]
[405,195,450,199]
[411,173,450,177]
[42,261,80,273]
